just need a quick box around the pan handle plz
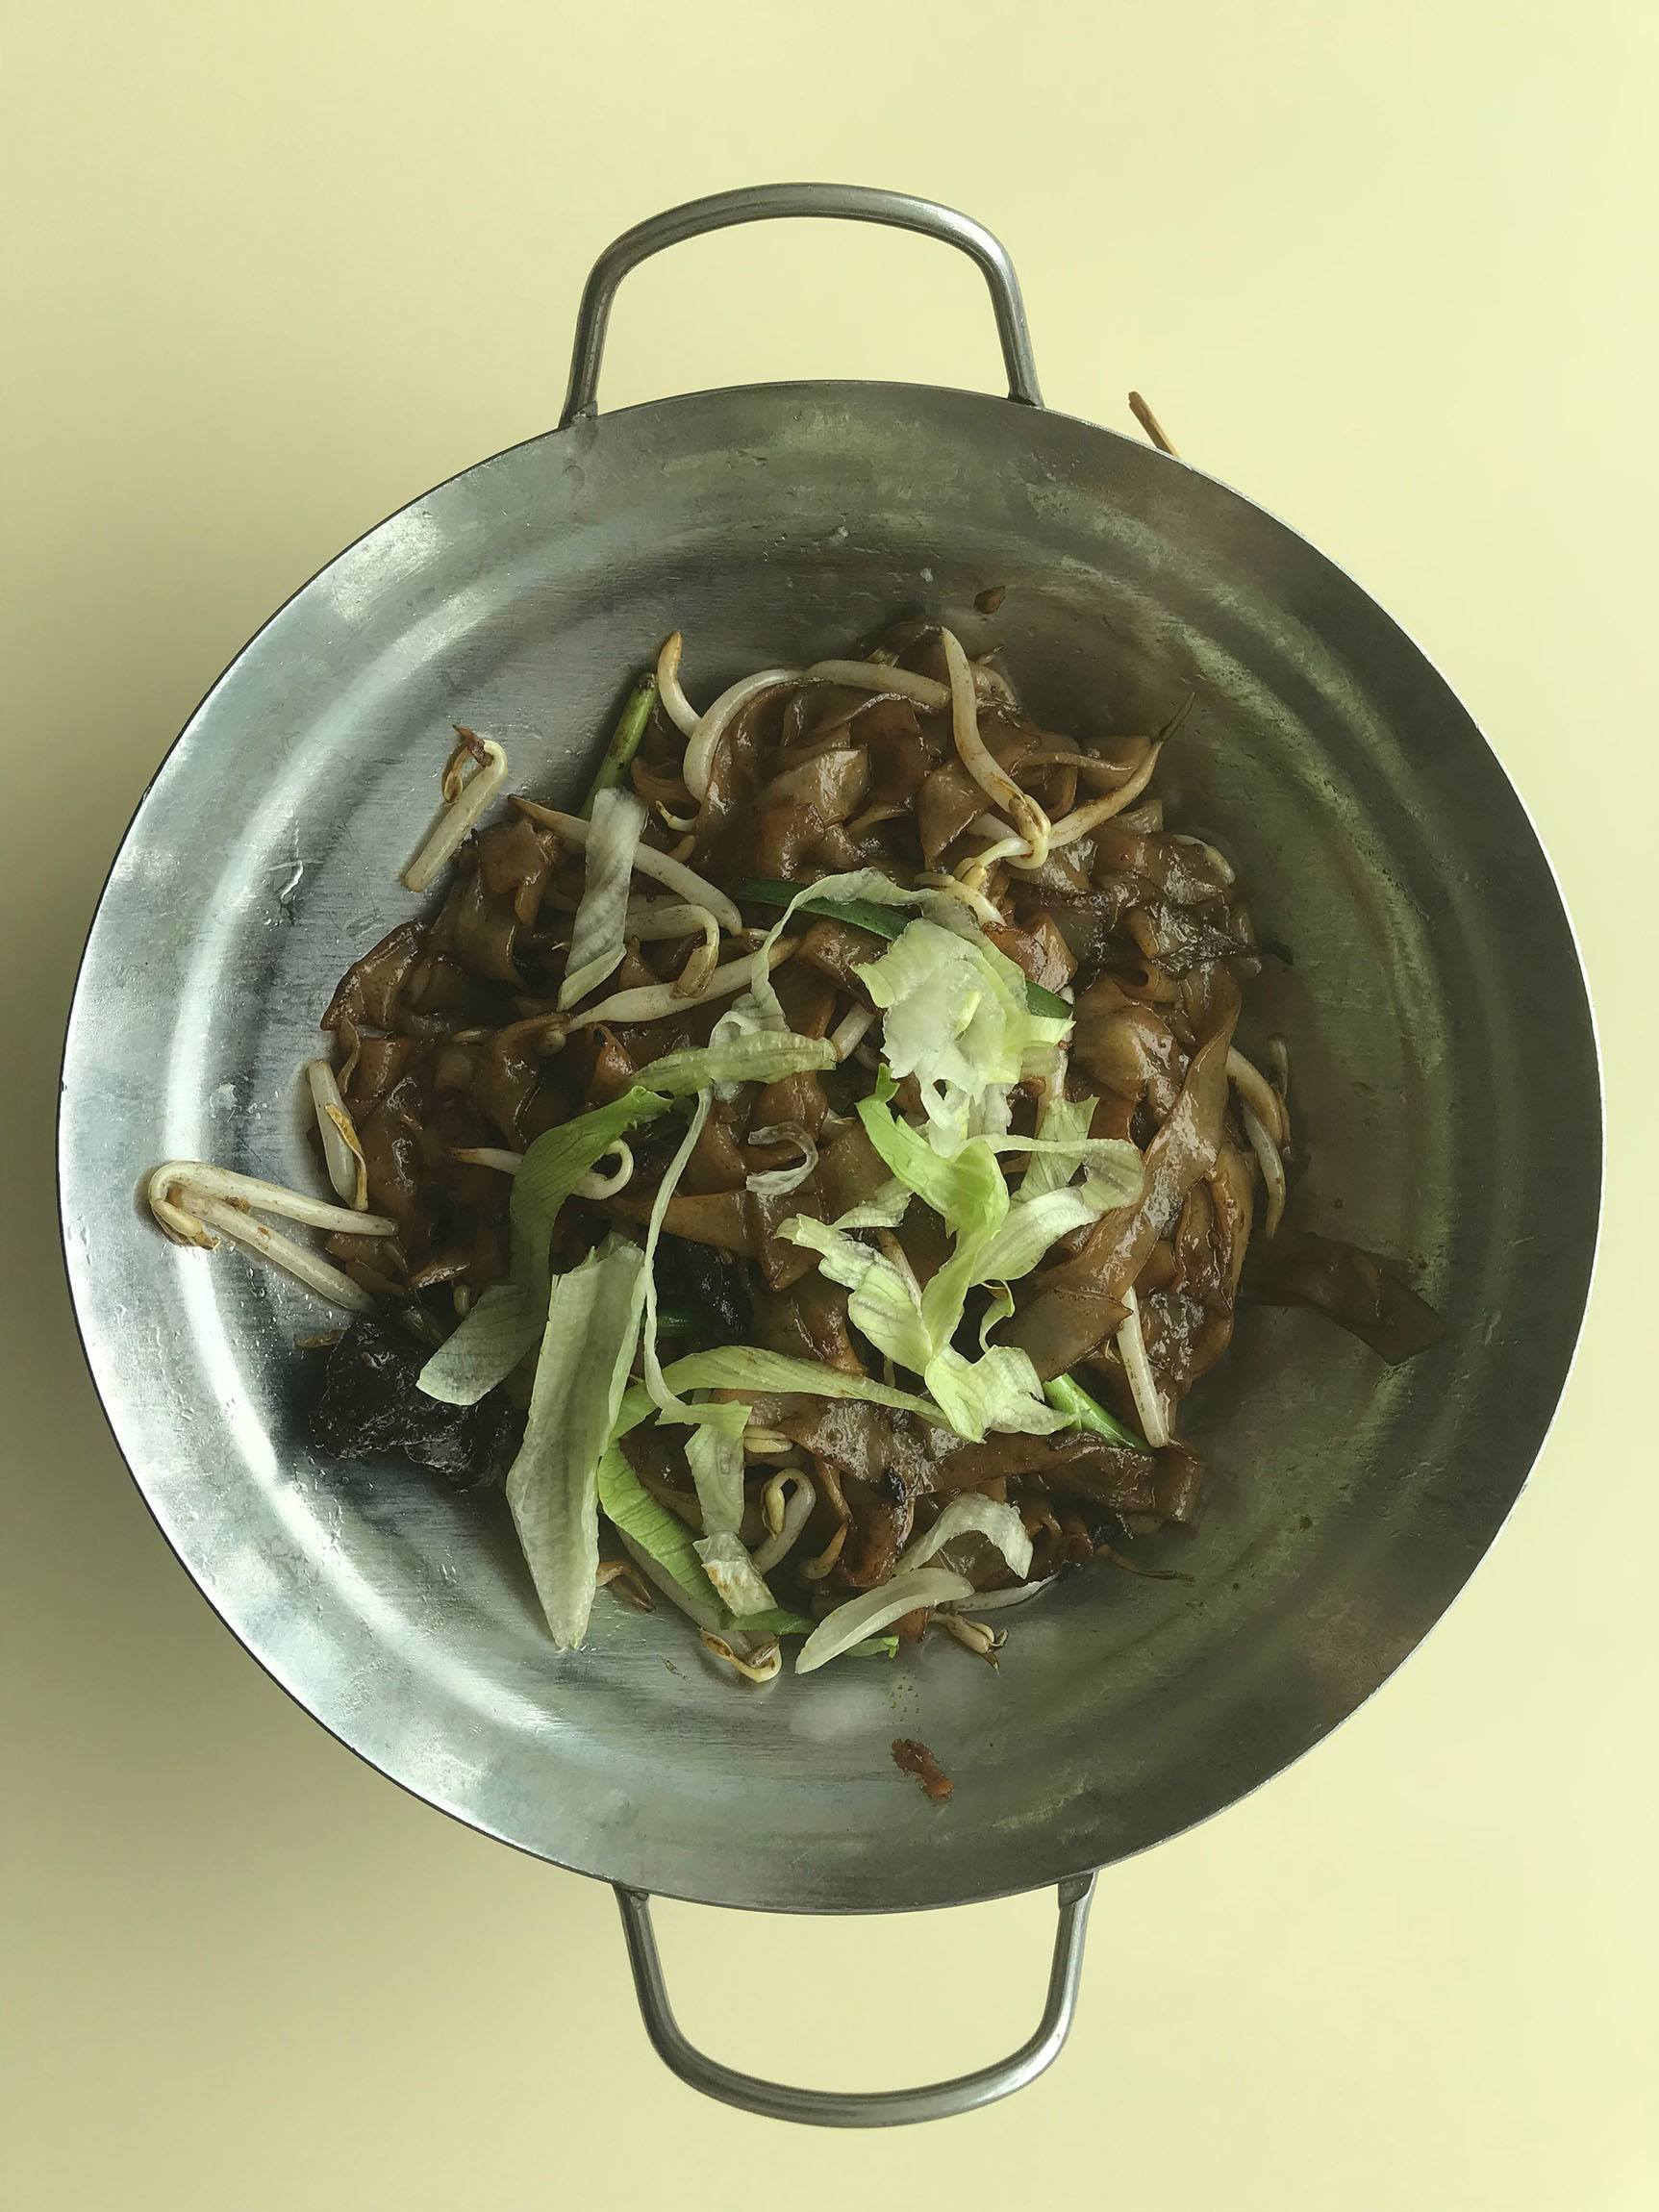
[560,182,1043,427]
[612,1870,1095,2128]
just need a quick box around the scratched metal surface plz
[59,383,1599,1912]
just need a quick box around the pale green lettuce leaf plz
[683,1404,748,1535]
[639,1092,715,1420]
[924,1344,1068,1442]
[830,1178,913,1231]
[998,1096,1110,1199]
[418,1086,670,1405]
[855,919,1068,1155]
[692,1530,780,1618]
[856,1077,1009,1240]
[644,1032,836,1094]
[558,785,647,1009]
[597,1445,722,1625]
[775,1216,933,1374]
[597,1445,812,1635]
[896,1494,1035,1580]
[504,1239,646,1649]
[612,1348,945,1443]
[973,1175,1137,1284]
[714,870,954,1040]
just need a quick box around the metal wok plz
[59,185,1600,2125]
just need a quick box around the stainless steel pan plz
[59,185,1601,2126]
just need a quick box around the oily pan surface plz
[60,384,1597,1909]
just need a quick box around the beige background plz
[5,4,1656,2206]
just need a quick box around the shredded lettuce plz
[693,1531,780,1619]
[776,1217,933,1374]
[993,1096,1140,1198]
[645,1032,836,1093]
[597,1445,722,1625]
[682,1403,787,1616]
[830,1178,913,1231]
[738,877,1071,1018]
[973,1175,1137,1282]
[596,1446,812,1636]
[559,784,648,1009]
[612,1347,945,1443]
[418,1087,671,1405]
[504,1239,646,1649]
[773,1217,1064,1443]
[716,869,952,1040]
[856,1072,1009,1238]
[795,1568,975,1673]
[855,920,1068,1155]
[924,1343,1067,1441]
[896,1494,1034,1581]
[683,1407,746,1534]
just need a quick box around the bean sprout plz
[828,1003,876,1062]
[1240,1100,1287,1238]
[147,1163,395,1248]
[683,668,801,802]
[596,1559,655,1612]
[801,659,950,709]
[1227,1048,1287,1147]
[558,940,797,1034]
[576,1142,635,1201]
[915,867,1005,926]
[941,627,1050,867]
[800,1518,848,1581]
[177,1188,378,1313]
[1116,1285,1171,1448]
[305,1058,368,1209]
[449,1140,633,1200]
[699,1631,783,1684]
[402,732,508,892]
[939,1613,1003,1660]
[756,1469,822,1574]
[946,1575,1058,1614]
[624,896,721,942]
[655,630,700,737]
[1268,1035,1293,1146]
[742,1426,798,1459]
[1018,741,1165,859]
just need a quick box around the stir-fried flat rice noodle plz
[147,610,1441,1697]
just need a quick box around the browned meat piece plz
[892,1740,953,1801]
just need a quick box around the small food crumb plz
[892,1738,953,1801]
[974,584,1007,615]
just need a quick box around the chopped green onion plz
[735,877,1071,1019]
[1043,1372,1146,1450]
[581,675,657,819]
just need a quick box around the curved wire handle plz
[560,182,1043,427]
[614,1872,1096,2128]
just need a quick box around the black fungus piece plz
[310,1317,519,1488]
[652,1237,752,1345]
